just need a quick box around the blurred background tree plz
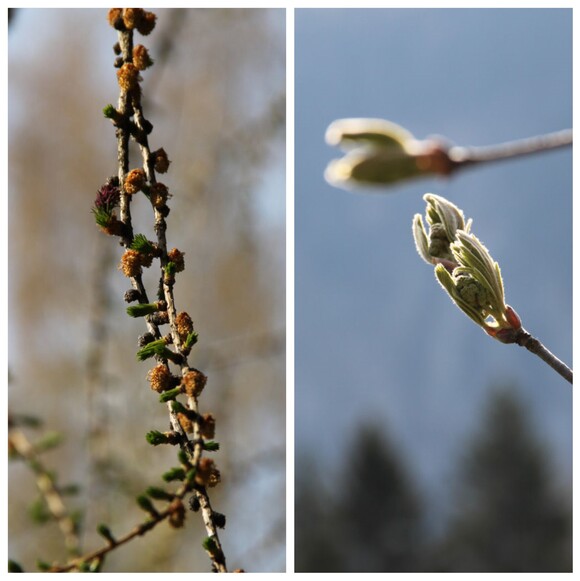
[8,8,285,572]
[296,424,425,572]
[338,425,425,572]
[295,455,346,572]
[295,386,571,572]
[430,388,572,572]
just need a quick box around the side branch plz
[50,481,194,573]
[324,119,572,189]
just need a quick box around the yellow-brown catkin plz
[182,369,207,398]
[118,249,142,277]
[153,148,171,173]
[177,413,193,434]
[200,413,216,439]
[167,248,185,272]
[117,63,141,92]
[168,499,186,528]
[124,168,146,194]
[195,458,221,488]
[137,11,157,35]
[107,8,123,28]
[150,182,169,209]
[122,8,144,30]
[175,312,194,343]
[133,45,153,71]
[147,363,173,393]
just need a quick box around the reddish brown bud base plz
[505,305,522,331]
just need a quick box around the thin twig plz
[449,129,572,169]
[515,328,573,385]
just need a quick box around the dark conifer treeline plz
[296,388,571,572]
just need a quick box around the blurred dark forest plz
[295,387,572,572]
[8,9,285,572]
